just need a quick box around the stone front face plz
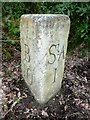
[20,14,70,104]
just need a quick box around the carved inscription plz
[24,44,30,62]
[48,43,65,83]
[53,68,57,83]
[48,44,56,64]
[22,43,32,84]
[22,42,65,84]
[48,44,64,64]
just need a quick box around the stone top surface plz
[21,14,70,22]
[21,14,69,17]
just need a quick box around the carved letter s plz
[48,44,56,64]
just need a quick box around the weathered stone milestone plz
[20,14,70,104]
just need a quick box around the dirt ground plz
[1,45,90,120]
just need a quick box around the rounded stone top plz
[21,14,68,17]
[21,14,70,23]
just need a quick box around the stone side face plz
[20,14,70,104]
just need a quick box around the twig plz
[3,96,26,118]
